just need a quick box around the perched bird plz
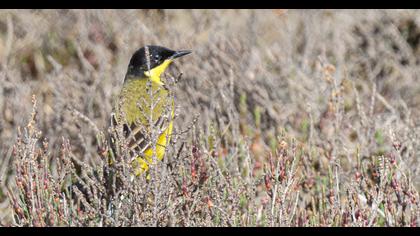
[112,45,191,176]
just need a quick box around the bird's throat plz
[144,59,173,86]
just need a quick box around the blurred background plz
[0,10,419,225]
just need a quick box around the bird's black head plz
[125,45,191,80]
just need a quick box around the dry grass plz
[0,9,420,226]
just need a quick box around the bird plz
[111,45,191,177]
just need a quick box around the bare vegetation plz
[0,9,420,226]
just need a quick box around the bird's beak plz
[170,50,192,60]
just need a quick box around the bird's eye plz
[154,55,161,62]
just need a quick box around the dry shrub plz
[1,9,420,226]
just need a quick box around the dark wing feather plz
[111,112,170,157]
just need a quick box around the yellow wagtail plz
[112,45,191,176]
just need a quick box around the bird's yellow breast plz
[118,78,170,127]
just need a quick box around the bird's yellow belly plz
[137,120,173,175]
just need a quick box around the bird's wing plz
[110,112,149,158]
[114,110,171,158]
